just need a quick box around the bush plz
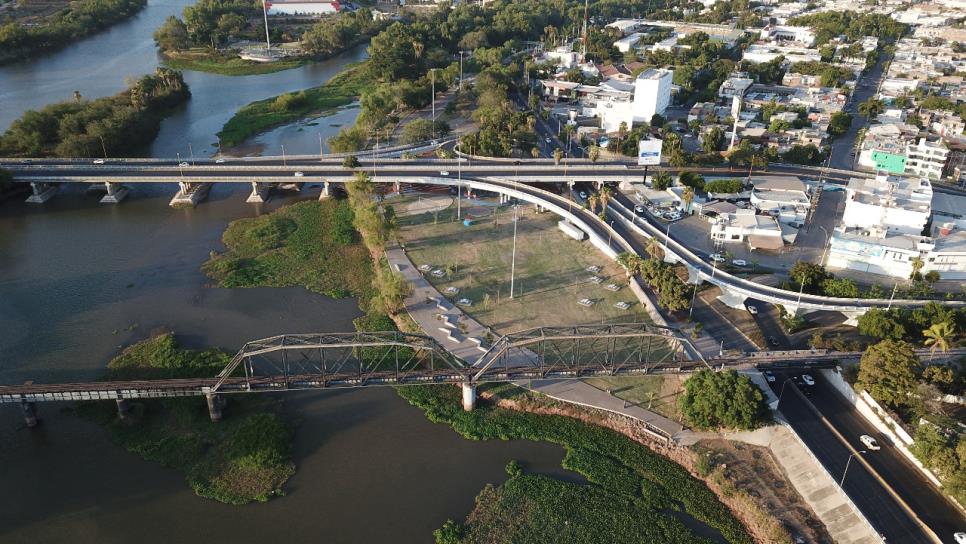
[704,179,744,194]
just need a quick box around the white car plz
[179,161,189,167]
[953,532,966,544]
[732,259,747,267]
[860,434,881,451]
[215,158,225,163]
[634,205,646,216]
[439,170,449,176]
[763,370,776,383]
[578,191,588,200]
[801,374,815,386]
[93,159,105,164]
[294,171,304,177]
[710,253,726,263]
[747,305,758,315]
[545,137,552,143]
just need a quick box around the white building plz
[710,209,785,249]
[840,173,932,236]
[633,68,673,124]
[749,175,809,225]
[614,33,644,53]
[543,45,581,69]
[828,228,966,279]
[266,0,340,15]
[905,138,949,180]
[761,25,816,46]
[719,74,754,99]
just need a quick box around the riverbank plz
[399,384,755,544]
[217,61,369,148]
[162,51,310,76]
[80,333,295,504]
[0,0,147,64]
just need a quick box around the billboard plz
[870,151,906,174]
[638,138,663,166]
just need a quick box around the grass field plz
[218,61,369,148]
[397,198,648,334]
[163,52,309,76]
[583,375,687,422]
[202,199,372,299]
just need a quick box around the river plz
[0,6,574,543]
[0,0,368,158]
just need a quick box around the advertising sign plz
[638,138,663,166]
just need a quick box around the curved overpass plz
[3,159,962,316]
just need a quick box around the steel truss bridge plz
[2,324,708,404]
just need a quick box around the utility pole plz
[581,0,589,60]
[281,144,286,167]
[431,68,437,140]
[188,142,195,166]
[509,205,519,299]
[319,133,324,162]
[261,0,271,50]
[459,51,464,91]
[457,148,462,219]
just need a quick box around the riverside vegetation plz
[153,5,385,76]
[80,333,295,504]
[0,68,190,157]
[0,0,146,64]
[399,385,753,544]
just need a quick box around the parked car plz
[93,159,105,164]
[860,434,881,451]
[634,205,646,217]
[747,305,758,315]
[710,253,726,263]
[801,374,815,386]
[763,370,776,383]
[732,259,747,267]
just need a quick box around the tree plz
[598,185,614,213]
[857,308,907,340]
[553,148,562,165]
[910,257,924,280]
[645,238,664,261]
[588,144,600,163]
[924,270,941,283]
[679,369,770,430]
[702,127,724,153]
[923,321,956,356]
[342,155,361,168]
[858,98,885,119]
[789,261,829,293]
[433,519,464,544]
[828,111,852,137]
[682,186,694,214]
[153,16,189,52]
[652,171,672,191]
[858,339,922,408]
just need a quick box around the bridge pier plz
[394,180,401,194]
[169,181,211,207]
[25,182,57,204]
[461,383,477,411]
[206,393,223,422]
[116,398,132,421]
[21,401,38,428]
[716,289,748,310]
[99,182,129,204]
[246,181,270,203]
[318,181,331,200]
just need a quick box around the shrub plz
[679,370,770,430]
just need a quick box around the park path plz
[385,244,684,438]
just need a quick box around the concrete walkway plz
[385,244,684,438]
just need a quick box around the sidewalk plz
[385,244,684,438]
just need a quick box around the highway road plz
[773,372,934,543]
[807,372,966,543]
[773,371,966,543]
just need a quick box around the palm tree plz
[587,193,600,213]
[412,41,424,60]
[599,185,614,213]
[858,98,885,120]
[923,321,956,357]
[553,148,563,165]
[682,186,694,215]
[617,121,628,152]
[72,90,82,103]
[646,237,664,261]
[910,257,924,279]
[588,145,600,163]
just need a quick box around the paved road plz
[749,298,791,350]
[806,373,966,543]
[830,53,890,170]
[772,371,935,544]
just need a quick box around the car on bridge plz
[93,159,105,164]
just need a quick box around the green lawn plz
[218,61,370,148]
[163,53,309,76]
[583,375,686,422]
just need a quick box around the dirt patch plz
[400,195,452,216]
[694,438,833,544]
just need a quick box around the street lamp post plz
[188,142,195,166]
[776,377,795,407]
[459,51,464,91]
[887,282,899,309]
[281,145,287,167]
[509,205,519,299]
[840,450,867,487]
[796,274,806,306]
[319,133,324,162]
[662,219,672,255]
[457,147,462,219]
[688,282,698,318]
[431,68,437,140]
